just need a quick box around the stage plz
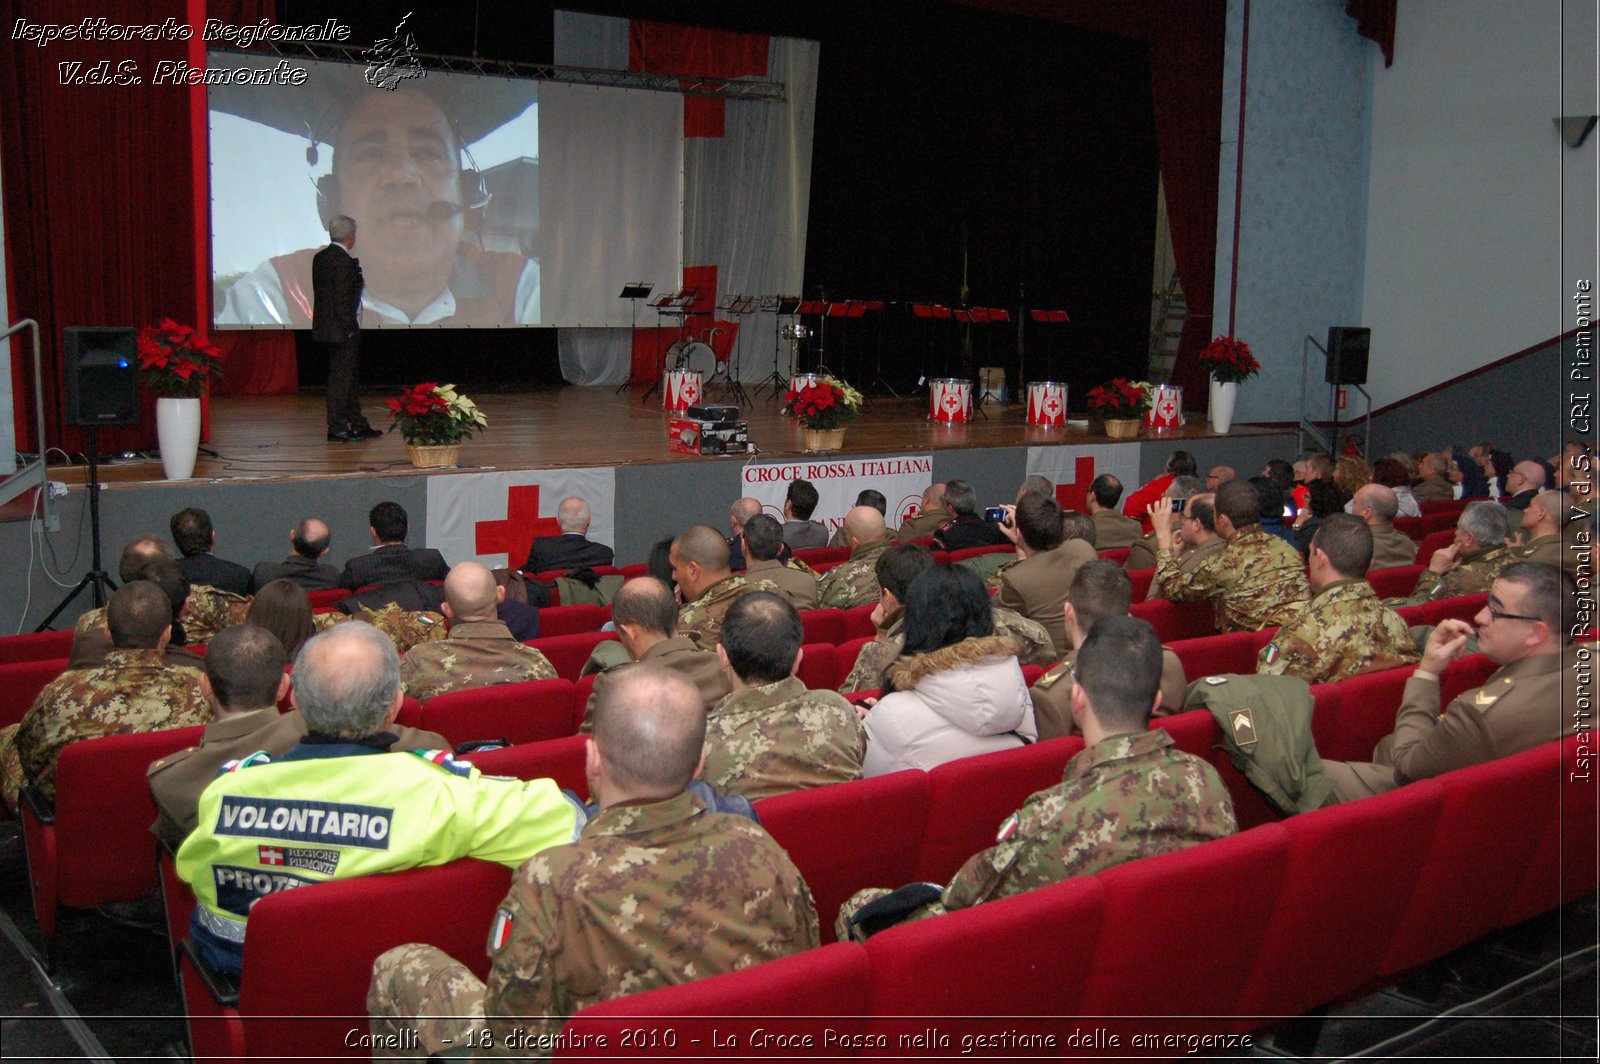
[45,385,1283,487]
[5,384,1297,634]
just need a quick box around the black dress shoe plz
[327,429,360,442]
[352,425,384,439]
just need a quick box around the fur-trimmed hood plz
[886,634,1020,691]
[880,634,1032,741]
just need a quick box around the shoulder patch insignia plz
[1035,663,1070,689]
[1262,643,1280,665]
[411,749,473,777]
[1228,709,1258,753]
[488,906,515,953]
[995,812,1021,843]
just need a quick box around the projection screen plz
[210,52,682,328]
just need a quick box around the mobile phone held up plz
[984,506,1007,523]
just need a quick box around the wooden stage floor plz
[50,384,1281,489]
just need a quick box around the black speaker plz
[64,327,139,426]
[1325,326,1370,386]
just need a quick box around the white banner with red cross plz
[740,455,935,536]
[1024,445,1143,512]
[424,468,618,570]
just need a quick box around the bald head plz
[671,525,733,601]
[443,561,500,623]
[118,534,173,583]
[1018,475,1053,502]
[1354,483,1399,524]
[556,496,592,533]
[1205,466,1236,489]
[591,665,706,800]
[1509,461,1547,495]
[842,505,888,546]
[922,483,947,510]
[729,497,762,533]
[1523,489,1566,536]
[292,622,402,737]
[612,576,679,638]
[291,518,331,560]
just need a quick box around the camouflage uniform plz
[399,620,556,702]
[580,636,730,731]
[816,539,895,609]
[1144,535,1223,600]
[1399,543,1513,605]
[701,677,865,800]
[839,605,1052,695]
[745,558,820,611]
[73,582,252,646]
[835,729,1236,939]
[330,603,450,655]
[1,648,207,811]
[1156,526,1308,633]
[1256,578,1419,685]
[895,505,950,542]
[677,574,781,646]
[367,790,820,1057]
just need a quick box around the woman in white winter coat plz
[862,565,1037,776]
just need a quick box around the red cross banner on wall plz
[1023,444,1143,517]
[424,469,618,570]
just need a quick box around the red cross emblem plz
[1156,394,1178,421]
[474,485,563,566]
[1045,397,1061,415]
[943,392,962,411]
[682,379,700,404]
[1054,456,1096,512]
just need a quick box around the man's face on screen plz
[332,91,463,310]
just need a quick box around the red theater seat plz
[0,628,74,665]
[0,657,69,729]
[415,678,581,746]
[538,603,606,636]
[799,608,847,645]
[1167,629,1274,682]
[1397,592,1488,631]
[836,637,872,688]
[461,734,591,796]
[1420,498,1470,518]
[841,603,877,640]
[527,631,617,681]
[757,770,930,943]
[1097,546,1131,565]
[1393,516,1426,541]
[1415,528,1455,565]
[305,588,347,609]
[792,547,850,567]
[1129,598,1215,641]
[1128,567,1154,600]
[1366,563,1425,599]
[796,643,837,689]
[1505,735,1596,923]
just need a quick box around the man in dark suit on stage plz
[522,496,614,574]
[170,508,252,595]
[313,214,379,442]
[339,501,450,591]
[251,518,342,593]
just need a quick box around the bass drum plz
[665,340,717,381]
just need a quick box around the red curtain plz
[1148,0,1226,404]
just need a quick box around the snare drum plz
[1026,381,1067,427]
[929,378,972,424]
[1147,384,1183,431]
[663,368,703,414]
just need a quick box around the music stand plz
[755,296,800,401]
[716,295,755,406]
[614,283,654,394]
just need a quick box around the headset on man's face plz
[304,105,490,231]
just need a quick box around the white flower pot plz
[156,396,202,480]
[1209,378,1238,434]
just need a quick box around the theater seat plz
[0,657,70,729]
[0,628,74,665]
[416,678,581,746]
[1129,598,1215,641]
[841,603,877,640]
[538,603,606,636]
[1366,563,1425,599]
[461,734,591,797]
[1097,546,1131,565]
[527,631,618,681]
[1167,629,1274,682]
[799,609,847,645]
[1127,567,1154,600]
[1397,592,1487,631]
[796,643,838,690]
[1415,528,1455,566]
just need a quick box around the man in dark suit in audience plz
[522,496,613,574]
[339,501,450,591]
[170,507,252,595]
[251,518,342,592]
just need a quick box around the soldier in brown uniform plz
[2,582,208,813]
[741,514,819,610]
[996,493,1098,657]
[1324,563,1587,802]
[1029,560,1189,738]
[673,525,781,645]
[1086,474,1145,549]
[816,506,897,609]
[1123,476,1206,574]
[398,562,555,702]
[1352,484,1420,570]
[367,665,820,1055]
[1510,490,1567,568]
[1410,452,1458,504]
[895,482,950,541]
[582,577,730,729]
[1152,480,1309,633]
[701,593,864,799]
[837,617,1235,939]
[1401,501,1514,604]
[1257,514,1418,684]
[147,624,448,847]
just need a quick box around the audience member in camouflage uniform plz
[582,577,730,729]
[399,562,555,702]
[1352,484,1420,570]
[817,506,896,609]
[1139,489,1222,599]
[1029,561,1189,738]
[829,488,887,547]
[341,602,449,655]
[2,583,207,813]
[837,617,1235,939]
[741,514,819,610]
[895,482,949,541]
[996,493,1098,656]
[1257,515,1418,684]
[673,525,781,645]
[69,559,204,671]
[1400,501,1514,604]
[1152,480,1308,633]
[367,665,820,1056]
[839,544,939,693]
[701,593,864,799]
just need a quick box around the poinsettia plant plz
[1198,335,1261,384]
[137,319,224,398]
[1086,378,1151,420]
[783,375,863,431]
[387,382,488,445]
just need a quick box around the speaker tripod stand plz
[35,426,116,631]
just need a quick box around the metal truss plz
[215,43,787,101]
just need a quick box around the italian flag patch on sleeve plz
[488,907,515,953]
